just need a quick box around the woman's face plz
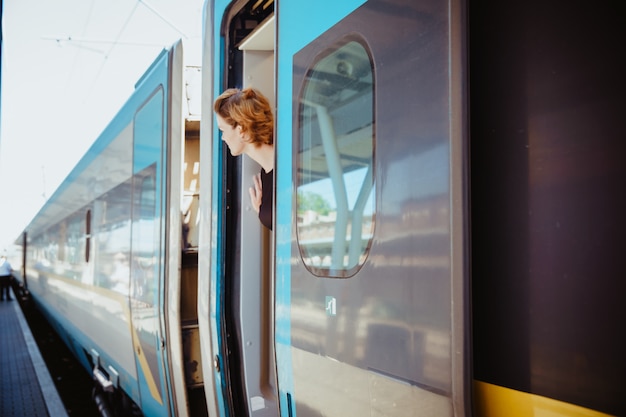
[216,114,247,156]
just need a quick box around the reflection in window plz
[29,210,87,281]
[296,38,375,278]
[93,179,132,292]
[131,89,163,305]
[66,213,82,265]
[132,166,158,304]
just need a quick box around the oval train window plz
[296,37,375,278]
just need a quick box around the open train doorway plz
[219,1,278,416]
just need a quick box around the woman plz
[213,87,274,230]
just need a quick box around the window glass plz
[32,211,86,281]
[131,165,158,303]
[93,179,132,292]
[131,88,163,305]
[130,88,165,400]
[296,38,375,277]
[66,213,83,266]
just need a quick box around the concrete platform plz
[0,287,68,417]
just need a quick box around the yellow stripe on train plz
[473,380,615,417]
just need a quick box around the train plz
[8,0,625,416]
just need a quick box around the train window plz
[130,164,159,301]
[50,212,85,279]
[66,214,82,266]
[93,179,132,291]
[132,89,163,306]
[85,209,91,263]
[296,37,375,278]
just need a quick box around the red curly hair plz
[213,88,274,146]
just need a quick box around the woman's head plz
[214,88,273,147]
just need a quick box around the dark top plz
[259,168,273,230]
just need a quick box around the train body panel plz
[21,120,137,387]
[274,0,466,415]
[469,0,626,415]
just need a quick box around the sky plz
[0,0,205,251]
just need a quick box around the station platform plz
[0,287,69,417]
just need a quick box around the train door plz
[274,0,468,416]
[128,41,205,417]
[129,66,172,416]
[199,0,278,416]
[230,12,279,417]
[218,2,278,416]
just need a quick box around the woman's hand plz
[249,172,263,213]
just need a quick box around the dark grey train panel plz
[470,0,626,415]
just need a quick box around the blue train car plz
[14,40,207,416]
[12,0,625,416]
[199,0,624,416]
